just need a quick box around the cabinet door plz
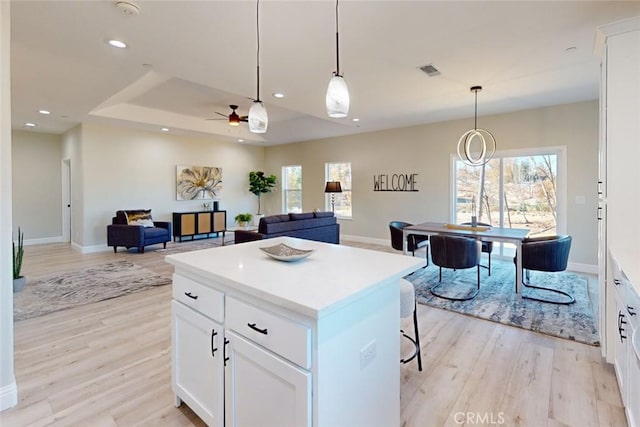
[198,212,212,234]
[180,213,196,236]
[629,326,640,427]
[615,298,629,405]
[172,301,224,427]
[213,211,226,232]
[225,330,311,427]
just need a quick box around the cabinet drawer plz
[173,274,224,322]
[226,297,311,369]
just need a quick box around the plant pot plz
[253,214,264,227]
[238,221,247,229]
[13,276,26,293]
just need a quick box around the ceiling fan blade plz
[214,111,228,118]
[205,117,227,121]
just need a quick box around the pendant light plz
[326,0,349,118]
[249,0,268,133]
[457,86,496,166]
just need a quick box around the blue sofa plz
[234,212,340,244]
[107,210,172,253]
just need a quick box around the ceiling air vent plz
[419,64,441,77]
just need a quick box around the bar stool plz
[400,278,422,371]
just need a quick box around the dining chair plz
[429,235,482,301]
[461,221,493,275]
[389,221,429,267]
[514,235,574,305]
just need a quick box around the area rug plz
[156,239,223,255]
[14,261,172,321]
[405,259,599,345]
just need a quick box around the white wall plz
[11,130,62,241]
[0,0,17,411]
[78,123,265,248]
[265,101,599,266]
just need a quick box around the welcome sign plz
[373,173,418,192]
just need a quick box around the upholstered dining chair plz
[400,278,422,371]
[389,221,429,267]
[461,221,493,275]
[429,235,482,301]
[514,235,574,305]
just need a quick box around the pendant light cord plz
[335,0,340,76]
[474,89,478,130]
[256,0,261,102]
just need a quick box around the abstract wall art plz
[176,165,223,200]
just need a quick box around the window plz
[325,162,352,218]
[282,165,302,213]
[453,147,566,254]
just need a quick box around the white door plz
[172,301,224,427]
[224,330,311,427]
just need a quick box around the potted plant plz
[234,213,253,229]
[249,171,277,223]
[13,227,25,292]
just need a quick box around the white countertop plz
[165,237,424,319]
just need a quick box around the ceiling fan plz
[207,105,248,127]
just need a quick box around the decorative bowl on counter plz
[259,243,315,262]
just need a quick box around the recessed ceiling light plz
[352,118,360,122]
[272,93,285,99]
[237,139,244,143]
[25,122,36,127]
[38,109,50,115]
[161,127,169,132]
[108,39,127,49]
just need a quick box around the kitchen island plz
[165,236,424,427]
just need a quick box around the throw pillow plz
[125,209,155,228]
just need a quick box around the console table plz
[173,210,226,242]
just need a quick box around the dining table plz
[402,222,531,294]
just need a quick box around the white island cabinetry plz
[166,237,424,427]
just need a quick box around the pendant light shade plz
[326,0,349,118]
[457,86,496,166]
[249,100,268,133]
[326,74,350,118]
[248,0,268,134]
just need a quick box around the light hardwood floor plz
[1,240,627,427]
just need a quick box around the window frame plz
[281,165,302,213]
[325,162,352,219]
[450,146,567,254]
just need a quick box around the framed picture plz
[176,165,223,200]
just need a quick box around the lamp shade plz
[324,181,342,193]
[248,100,268,133]
[326,74,350,118]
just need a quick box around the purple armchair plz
[107,210,171,253]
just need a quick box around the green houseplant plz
[249,171,277,216]
[234,213,253,228]
[13,227,26,292]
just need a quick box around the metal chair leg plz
[400,301,422,371]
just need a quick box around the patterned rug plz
[14,261,172,321]
[156,239,223,255]
[405,258,599,345]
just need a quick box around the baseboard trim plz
[76,243,112,254]
[0,380,17,412]
[341,234,390,247]
[24,236,65,246]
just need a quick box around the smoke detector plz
[116,1,140,15]
[419,64,441,77]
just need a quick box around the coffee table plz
[224,226,259,245]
